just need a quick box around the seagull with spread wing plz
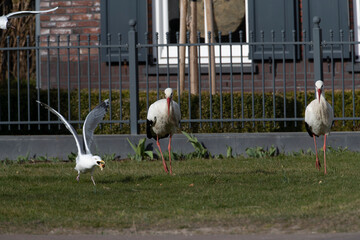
[36,99,109,185]
[0,6,58,30]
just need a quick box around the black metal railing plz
[0,17,358,134]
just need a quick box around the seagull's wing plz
[36,100,83,156]
[83,99,109,154]
[6,7,58,19]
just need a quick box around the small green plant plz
[288,148,314,156]
[1,158,14,165]
[49,156,61,162]
[127,138,153,161]
[226,146,234,158]
[101,153,116,161]
[67,152,77,162]
[246,145,279,158]
[16,153,30,164]
[36,155,48,162]
[154,149,184,161]
[182,131,210,159]
[327,146,349,154]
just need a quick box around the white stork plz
[0,7,58,30]
[37,99,109,185]
[305,80,334,174]
[146,88,181,174]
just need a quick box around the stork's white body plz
[147,98,181,138]
[304,80,334,174]
[146,88,181,174]
[305,94,333,136]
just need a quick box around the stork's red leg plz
[324,135,327,175]
[157,135,169,173]
[168,135,172,175]
[313,135,321,170]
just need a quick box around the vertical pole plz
[205,0,216,95]
[35,0,41,89]
[179,0,187,95]
[313,16,323,81]
[190,0,199,94]
[128,19,139,134]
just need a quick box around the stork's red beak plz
[317,89,321,103]
[167,97,171,117]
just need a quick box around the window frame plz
[152,0,251,65]
[354,0,360,62]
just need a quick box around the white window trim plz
[152,0,251,64]
[354,0,360,62]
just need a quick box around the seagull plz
[0,6,58,30]
[305,80,334,174]
[146,88,181,174]
[36,99,109,185]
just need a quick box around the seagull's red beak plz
[317,89,321,103]
[167,97,171,118]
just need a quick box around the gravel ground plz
[1,233,360,240]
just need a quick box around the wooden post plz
[204,0,216,95]
[189,0,199,94]
[179,0,187,95]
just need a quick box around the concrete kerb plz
[0,132,358,160]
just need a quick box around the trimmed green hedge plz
[1,81,359,135]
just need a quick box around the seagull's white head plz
[164,88,173,117]
[315,80,324,103]
[93,156,105,171]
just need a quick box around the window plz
[152,0,251,64]
[100,0,147,62]
[302,0,350,59]
[248,0,300,60]
[353,0,360,61]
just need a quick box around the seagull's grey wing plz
[83,99,109,154]
[6,7,58,19]
[36,100,83,155]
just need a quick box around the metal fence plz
[0,17,359,135]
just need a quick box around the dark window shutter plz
[248,0,299,60]
[302,0,350,59]
[100,0,147,62]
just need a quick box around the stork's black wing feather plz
[305,122,318,138]
[146,119,154,139]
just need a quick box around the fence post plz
[128,19,139,134]
[312,16,323,81]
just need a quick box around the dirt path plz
[1,233,360,240]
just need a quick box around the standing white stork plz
[146,88,181,174]
[0,7,58,30]
[36,99,109,185]
[305,80,334,174]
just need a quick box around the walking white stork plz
[146,88,181,174]
[0,6,58,30]
[305,80,334,174]
[36,99,109,185]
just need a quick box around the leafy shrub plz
[1,85,359,135]
[127,138,153,161]
[245,145,279,158]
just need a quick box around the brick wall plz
[39,0,100,37]
[39,0,101,63]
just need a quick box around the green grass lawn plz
[1,151,360,234]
